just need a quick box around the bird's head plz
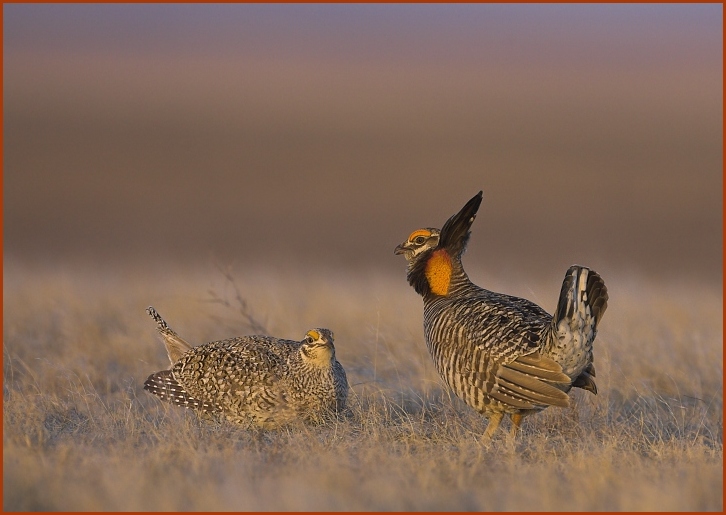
[300,328,336,366]
[394,228,441,266]
[394,191,483,296]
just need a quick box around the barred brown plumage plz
[143,307,348,428]
[395,191,608,440]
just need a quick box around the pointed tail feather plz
[147,306,193,364]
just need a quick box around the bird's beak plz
[394,243,408,255]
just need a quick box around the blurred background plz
[4,4,723,284]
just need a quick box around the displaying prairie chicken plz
[394,191,607,439]
[143,307,348,428]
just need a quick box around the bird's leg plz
[481,411,504,442]
[510,412,523,439]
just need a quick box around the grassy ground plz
[3,260,723,511]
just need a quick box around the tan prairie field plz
[3,4,723,512]
[3,260,722,511]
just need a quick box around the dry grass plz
[3,260,722,511]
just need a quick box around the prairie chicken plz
[143,307,348,428]
[394,191,608,440]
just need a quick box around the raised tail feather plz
[143,370,218,413]
[552,266,608,394]
[554,266,608,330]
[147,306,193,365]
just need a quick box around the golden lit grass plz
[3,260,723,511]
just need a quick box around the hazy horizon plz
[4,4,723,285]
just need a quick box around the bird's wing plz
[172,340,286,403]
[489,351,571,409]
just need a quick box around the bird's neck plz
[409,249,470,298]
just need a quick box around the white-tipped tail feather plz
[143,370,218,412]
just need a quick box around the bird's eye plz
[306,336,314,344]
[414,236,426,245]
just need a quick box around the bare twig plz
[204,263,268,334]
